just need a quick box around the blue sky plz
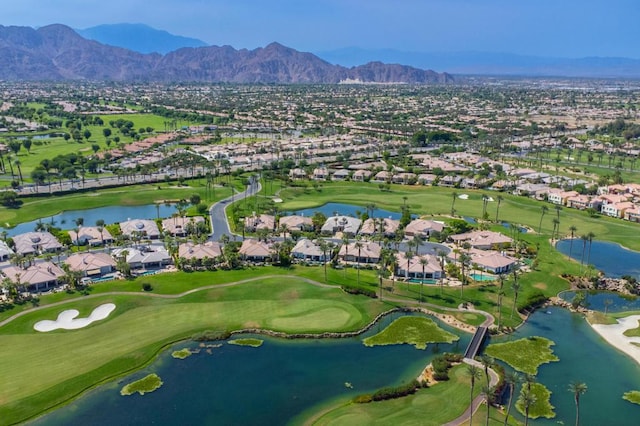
[4,0,640,58]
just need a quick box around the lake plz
[2,204,178,237]
[560,290,640,313]
[30,312,467,425]
[291,202,410,220]
[556,239,640,279]
[32,308,640,425]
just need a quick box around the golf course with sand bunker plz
[34,303,116,332]
[0,276,386,425]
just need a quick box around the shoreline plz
[589,315,640,366]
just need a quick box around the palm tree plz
[497,289,505,330]
[341,235,350,278]
[96,219,106,246]
[511,281,521,319]
[551,218,560,240]
[481,384,495,426]
[419,256,428,303]
[479,354,494,385]
[318,239,330,283]
[412,234,424,256]
[603,298,613,315]
[354,238,364,287]
[466,364,482,426]
[586,232,595,265]
[451,191,458,216]
[538,205,548,233]
[568,225,577,257]
[481,194,489,219]
[503,371,520,426]
[459,252,471,298]
[403,250,413,290]
[495,195,504,222]
[519,386,537,426]
[579,234,589,274]
[568,381,588,426]
[437,250,447,295]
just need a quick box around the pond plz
[490,307,640,425]
[2,204,178,237]
[560,290,640,313]
[291,202,411,220]
[555,239,640,279]
[31,312,468,425]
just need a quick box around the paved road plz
[209,175,261,242]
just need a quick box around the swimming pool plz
[469,273,496,282]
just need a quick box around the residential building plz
[450,230,513,250]
[359,218,400,237]
[338,241,381,264]
[162,216,206,237]
[291,239,328,262]
[68,226,114,246]
[120,219,161,240]
[394,253,443,279]
[65,253,116,277]
[112,246,172,270]
[238,239,273,262]
[404,219,445,238]
[278,215,314,232]
[0,240,14,261]
[13,232,63,255]
[178,241,223,261]
[2,262,64,292]
[244,214,276,232]
[321,215,362,236]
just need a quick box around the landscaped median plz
[0,275,388,425]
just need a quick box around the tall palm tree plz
[459,252,471,298]
[479,354,494,385]
[538,205,548,233]
[511,281,521,319]
[519,386,537,426]
[586,232,595,266]
[412,234,424,256]
[318,239,329,283]
[482,384,495,426]
[568,381,588,426]
[568,225,577,257]
[497,289,505,330]
[579,234,589,274]
[419,256,428,303]
[503,371,520,426]
[552,218,560,240]
[437,250,447,295]
[403,250,413,290]
[495,195,504,222]
[466,364,482,426]
[96,219,106,246]
[354,238,364,287]
[451,191,458,217]
[341,235,350,278]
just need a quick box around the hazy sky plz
[4,0,639,58]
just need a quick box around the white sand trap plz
[458,194,469,200]
[486,196,494,202]
[34,303,116,332]
[591,315,640,366]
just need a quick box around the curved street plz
[209,175,261,241]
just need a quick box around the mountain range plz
[0,24,452,84]
[318,47,640,79]
[76,23,208,55]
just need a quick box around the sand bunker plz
[591,315,640,366]
[34,303,116,332]
[458,194,469,200]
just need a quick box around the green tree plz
[568,381,587,426]
[538,205,548,233]
[503,371,520,426]
[465,364,482,426]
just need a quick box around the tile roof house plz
[394,252,443,279]
[278,215,314,232]
[65,252,116,277]
[404,219,445,238]
[450,230,513,250]
[321,215,362,236]
[0,240,14,261]
[338,241,381,264]
[359,218,400,237]
[291,239,329,262]
[178,241,223,261]
[238,239,273,262]
[2,262,64,292]
[13,232,63,255]
[244,214,276,232]
[68,226,114,246]
[120,219,161,240]
[162,216,206,237]
[112,246,171,270]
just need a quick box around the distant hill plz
[0,24,453,84]
[318,47,640,78]
[76,23,208,54]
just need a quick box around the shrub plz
[341,286,377,298]
[142,282,153,292]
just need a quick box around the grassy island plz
[120,374,163,396]
[516,382,555,419]
[363,317,459,350]
[171,348,193,359]
[623,390,640,405]
[486,336,559,374]
[228,338,264,347]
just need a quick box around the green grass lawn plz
[228,338,264,347]
[486,336,559,375]
[0,276,387,424]
[363,316,459,350]
[309,364,516,426]
[623,320,640,337]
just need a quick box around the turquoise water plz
[407,278,437,284]
[495,307,640,425]
[469,273,496,281]
[561,290,640,313]
[31,312,467,425]
[556,239,640,279]
[2,204,177,236]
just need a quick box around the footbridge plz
[463,326,487,360]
